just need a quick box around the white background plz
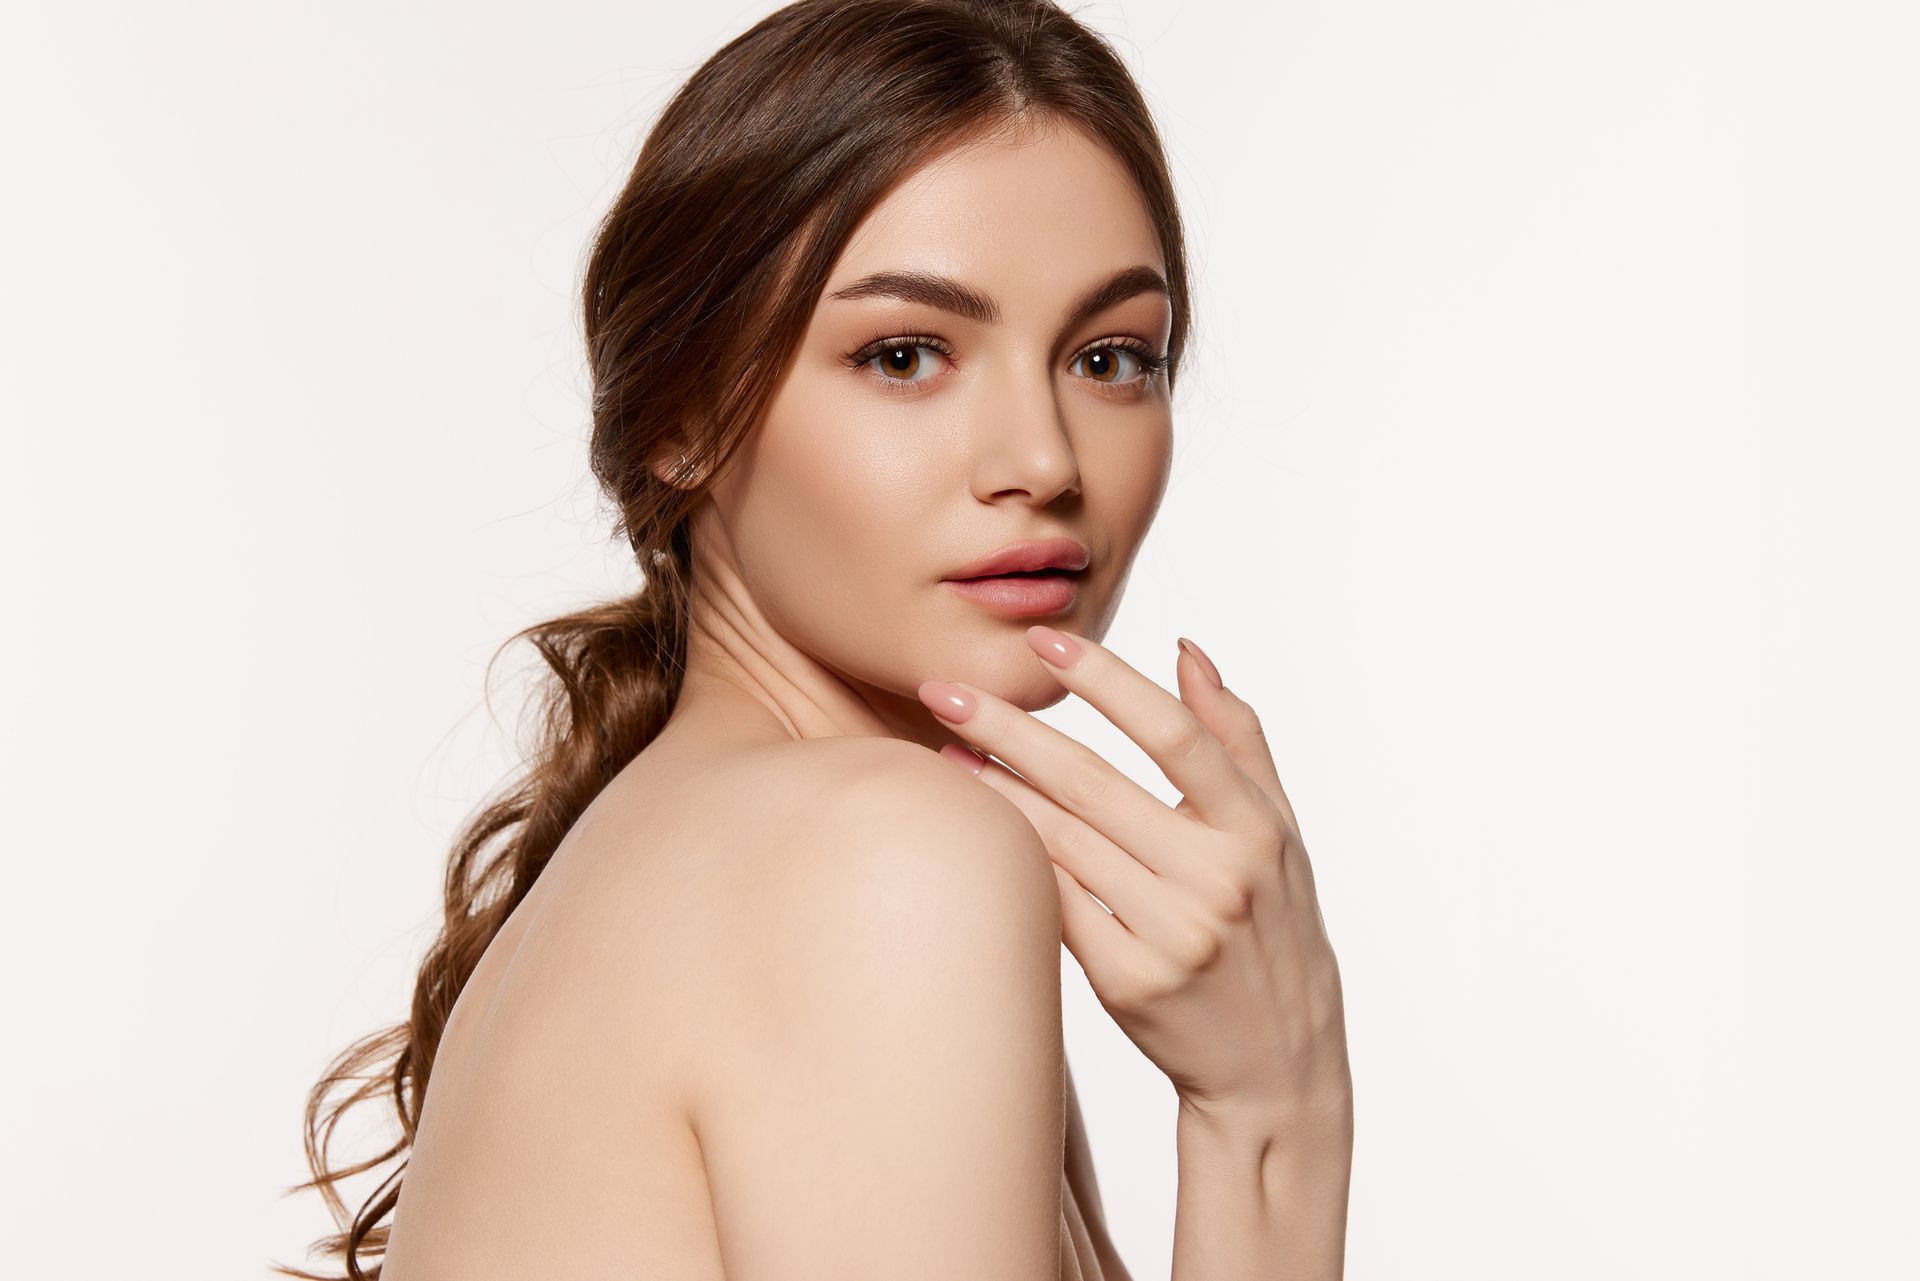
[3,1,1914,1276]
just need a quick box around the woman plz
[280,1,1353,1277]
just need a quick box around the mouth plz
[941,567,1082,618]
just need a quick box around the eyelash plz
[840,333,1171,395]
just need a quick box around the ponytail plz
[272,539,691,1280]
[280,0,1195,1272]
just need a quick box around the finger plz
[918,676,1187,876]
[971,755,1210,955]
[1173,637,1300,836]
[1050,860,1168,1011]
[1025,626,1269,835]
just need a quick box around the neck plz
[657,547,960,758]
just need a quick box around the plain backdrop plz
[3,1,1914,1276]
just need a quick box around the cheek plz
[1085,413,1174,537]
[723,387,954,653]
[751,395,941,560]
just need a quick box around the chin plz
[1036,683,1074,712]
[999,669,1075,713]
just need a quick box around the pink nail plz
[918,679,978,723]
[939,744,987,775]
[1177,637,1223,690]
[1026,625,1081,669]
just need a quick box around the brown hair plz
[275,1,1193,1275]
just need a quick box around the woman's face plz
[695,116,1174,716]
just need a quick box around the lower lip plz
[942,572,1081,617]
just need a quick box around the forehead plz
[824,119,1165,308]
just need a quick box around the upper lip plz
[945,537,1091,580]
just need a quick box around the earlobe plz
[650,446,701,489]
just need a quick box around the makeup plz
[942,536,1088,618]
[942,571,1080,617]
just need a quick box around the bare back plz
[379,735,1118,1281]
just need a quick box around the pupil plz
[885,347,915,375]
[1088,350,1113,379]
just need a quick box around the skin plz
[653,114,1169,1273]
[650,114,1172,757]
[379,115,1352,1281]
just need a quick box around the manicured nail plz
[1177,637,1223,690]
[918,679,978,723]
[1026,625,1081,669]
[939,743,987,775]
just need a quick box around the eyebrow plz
[827,264,1170,337]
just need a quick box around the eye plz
[845,335,954,391]
[841,334,1172,394]
[1071,340,1171,388]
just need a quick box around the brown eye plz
[877,344,923,380]
[1071,342,1168,388]
[852,338,951,390]
[1083,347,1122,382]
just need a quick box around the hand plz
[917,628,1351,1121]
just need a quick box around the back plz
[378,734,1073,1281]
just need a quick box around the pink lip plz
[944,536,1091,580]
[942,573,1080,618]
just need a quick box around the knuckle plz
[1237,806,1288,860]
[1049,816,1093,864]
[1152,711,1210,765]
[1106,958,1178,1012]
[1202,864,1258,923]
[1056,756,1110,810]
[1169,918,1223,972]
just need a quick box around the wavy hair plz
[275,1,1193,1275]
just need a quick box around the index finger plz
[1022,625,1268,834]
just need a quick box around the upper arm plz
[688,744,1067,1281]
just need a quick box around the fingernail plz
[1177,637,1224,690]
[918,679,978,723]
[1026,625,1081,669]
[939,743,987,775]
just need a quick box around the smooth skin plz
[379,115,1350,1281]
[929,627,1354,1277]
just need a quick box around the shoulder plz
[679,736,1068,1275]
[570,733,1058,970]
[582,731,1066,1087]
[708,733,1062,987]
[770,734,1053,873]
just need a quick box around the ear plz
[648,442,701,490]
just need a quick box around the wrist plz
[1176,1080,1354,1146]
[1177,1088,1354,1222]
[1180,1035,1354,1128]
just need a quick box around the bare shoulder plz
[682,734,1063,1030]
[536,733,1057,1013]
[740,733,1055,890]
[678,736,1068,1279]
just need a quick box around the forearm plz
[1168,1091,1354,1281]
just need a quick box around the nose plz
[969,365,1082,506]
